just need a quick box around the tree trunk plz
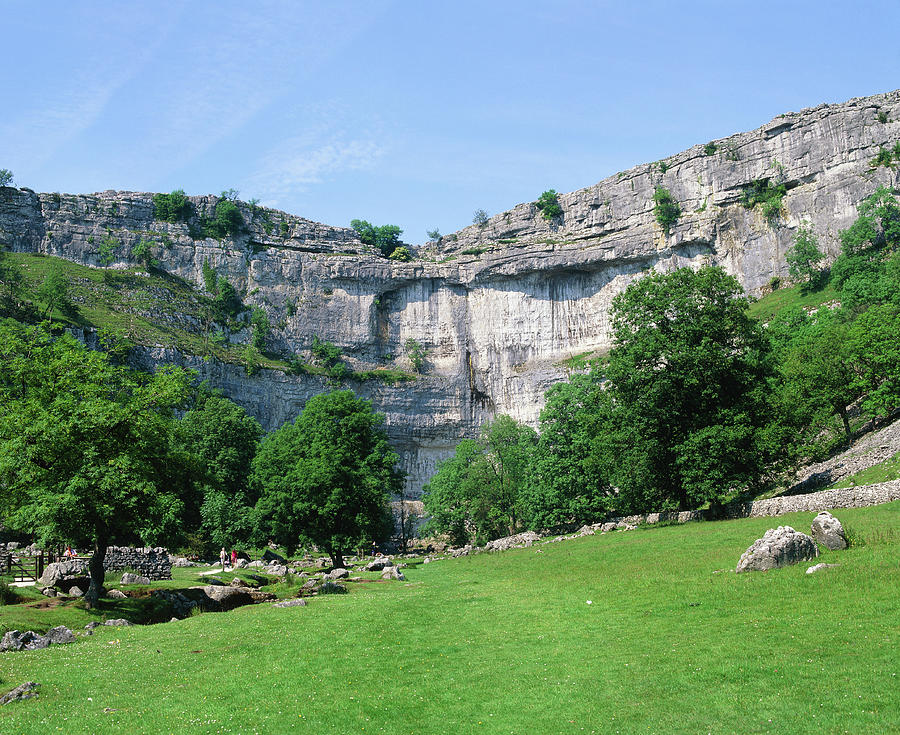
[85,539,107,609]
[329,550,345,569]
[838,407,851,439]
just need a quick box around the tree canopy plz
[0,321,193,606]
[250,390,400,567]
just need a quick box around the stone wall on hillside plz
[2,90,899,494]
[103,546,172,580]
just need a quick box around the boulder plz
[41,587,57,598]
[272,598,308,608]
[67,586,84,598]
[381,566,405,581]
[103,619,133,627]
[45,626,75,645]
[37,559,87,587]
[120,572,151,586]
[325,568,350,580]
[171,557,195,568]
[107,589,128,600]
[267,564,288,576]
[484,531,541,552]
[230,577,250,588]
[810,511,848,551]
[365,558,393,571]
[233,559,248,569]
[1,631,48,652]
[262,549,287,564]
[0,682,39,706]
[202,585,254,611]
[736,526,819,573]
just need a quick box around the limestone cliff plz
[2,90,898,494]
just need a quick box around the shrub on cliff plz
[652,186,680,233]
[350,219,403,257]
[152,189,193,223]
[535,189,562,220]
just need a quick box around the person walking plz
[230,549,237,569]
[220,547,227,571]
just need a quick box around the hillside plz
[2,90,899,494]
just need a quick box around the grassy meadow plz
[2,502,899,734]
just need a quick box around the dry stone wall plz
[103,546,172,580]
[2,90,899,494]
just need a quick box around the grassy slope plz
[2,502,898,734]
[830,450,900,489]
[747,280,839,322]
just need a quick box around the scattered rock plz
[45,626,75,645]
[806,563,840,574]
[120,572,151,586]
[325,568,350,580]
[171,557,196,568]
[233,559,248,569]
[202,585,254,611]
[247,590,277,603]
[450,545,475,557]
[600,522,618,533]
[37,559,87,587]
[85,622,100,631]
[272,598,308,608]
[0,682,39,706]
[267,564,288,576]
[67,586,84,598]
[262,549,287,564]
[318,581,348,595]
[484,531,541,552]
[365,558,394,571]
[736,526,819,573]
[103,619,133,627]
[40,587,57,598]
[230,577,250,588]
[1,631,47,652]
[152,589,198,618]
[810,511,848,550]
[107,589,128,600]
[381,566,405,581]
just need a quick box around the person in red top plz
[230,549,237,568]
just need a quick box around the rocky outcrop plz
[3,91,899,494]
[736,526,819,572]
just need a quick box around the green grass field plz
[2,502,899,734]
[747,280,839,323]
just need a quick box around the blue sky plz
[4,1,900,244]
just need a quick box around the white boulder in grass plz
[736,526,818,573]
[810,511,848,550]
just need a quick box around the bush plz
[0,581,20,605]
[877,109,889,124]
[152,190,193,223]
[535,190,563,220]
[870,147,893,169]
[389,246,413,261]
[472,209,489,227]
[703,142,718,156]
[0,168,13,187]
[652,186,680,233]
[426,228,441,241]
[204,199,244,238]
[350,220,403,257]
[741,178,786,221]
[404,338,426,373]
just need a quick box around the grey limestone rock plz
[365,558,393,571]
[119,572,151,586]
[107,589,128,599]
[67,586,84,598]
[272,598,308,608]
[103,619,133,627]
[736,526,819,573]
[806,563,840,574]
[381,566,405,581]
[37,559,87,587]
[0,682,39,706]
[202,585,254,611]
[4,93,900,496]
[325,568,350,580]
[810,511,848,550]
[45,626,75,645]
[317,580,348,595]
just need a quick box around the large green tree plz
[250,390,400,567]
[520,371,613,530]
[0,321,193,606]
[604,266,779,511]
[422,415,537,545]
[176,392,263,551]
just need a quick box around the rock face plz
[736,526,819,573]
[810,511,848,550]
[3,91,899,494]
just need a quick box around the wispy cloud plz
[246,130,385,207]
